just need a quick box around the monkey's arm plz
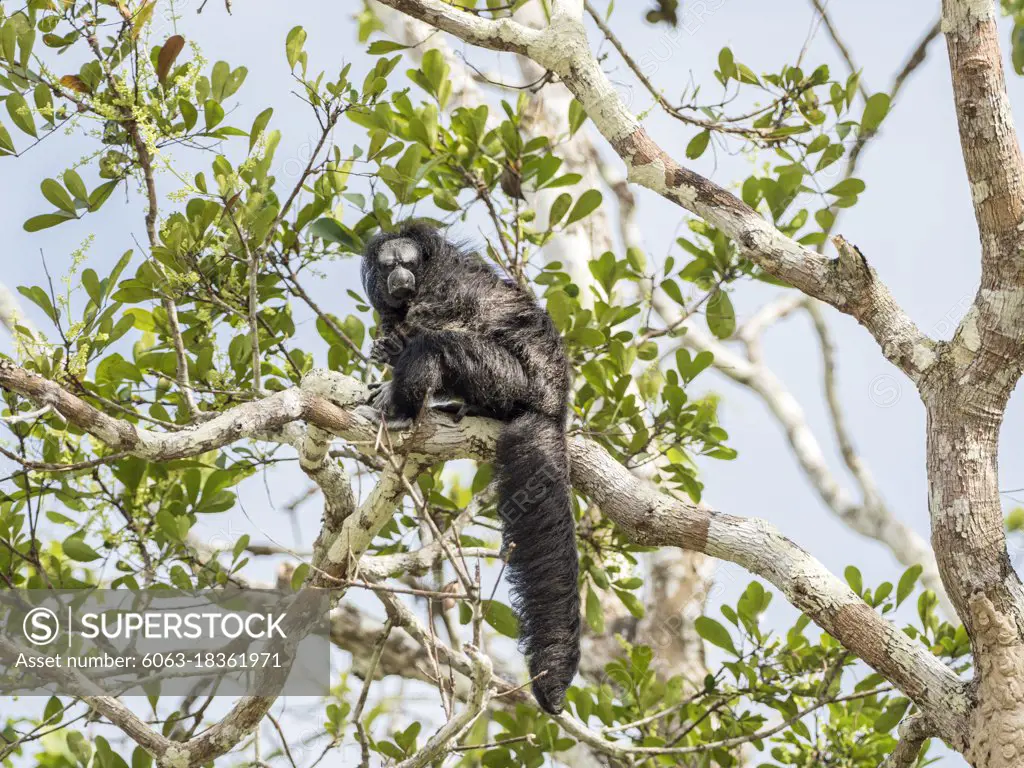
[365,329,532,423]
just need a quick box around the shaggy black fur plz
[360,222,581,714]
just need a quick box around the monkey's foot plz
[431,401,494,423]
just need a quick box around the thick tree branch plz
[942,0,1024,402]
[962,594,1024,763]
[569,437,967,739]
[370,0,540,54]
[944,0,1024,295]
[880,714,935,768]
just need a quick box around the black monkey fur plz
[359,222,581,714]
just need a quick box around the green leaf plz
[82,269,102,305]
[367,40,409,55]
[568,99,587,136]
[63,536,100,562]
[24,212,74,232]
[211,60,230,101]
[6,92,36,137]
[718,47,735,79]
[286,26,306,71]
[614,588,645,618]
[896,564,922,607]
[232,533,250,562]
[96,353,143,384]
[736,63,760,85]
[549,192,572,227]
[310,217,360,251]
[291,563,309,590]
[585,584,604,633]
[420,48,449,93]
[131,747,152,768]
[695,616,738,656]
[43,696,64,723]
[89,180,119,212]
[41,178,76,213]
[18,285,57,322]
[845,565,863,596]
[63,170,88,201]
[67,732,91,766]
[706,289,735,339]
[873,698,909,733]
[816,143,844,171]
[481,599,519,638]
[826,178,866,197]
[179,100,198,131]
[34,83,54,125]
[566,189,602,226]
[249,107,273,151]
[170,565,192,590]
[686,130,711,159]
[203,99,224,130]
[0,122,14,155]
[861,92,891,134]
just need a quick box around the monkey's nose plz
[387,267,416,300]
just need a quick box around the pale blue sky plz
[1,2,1018,764]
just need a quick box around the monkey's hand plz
[370,330,407,365]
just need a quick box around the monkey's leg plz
[362,332,532,425]
[430,332,533,418]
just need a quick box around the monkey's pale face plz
[376,238,422,304]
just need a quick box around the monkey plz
[358,222,581,715]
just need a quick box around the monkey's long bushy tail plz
[496,411,580,715]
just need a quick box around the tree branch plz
[807,0,870,100]
[943,0,1024,297]
[394,646,492,768]
[879,714,935,768]
[370,0,541,54]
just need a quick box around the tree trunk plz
[926,385,1024,764]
